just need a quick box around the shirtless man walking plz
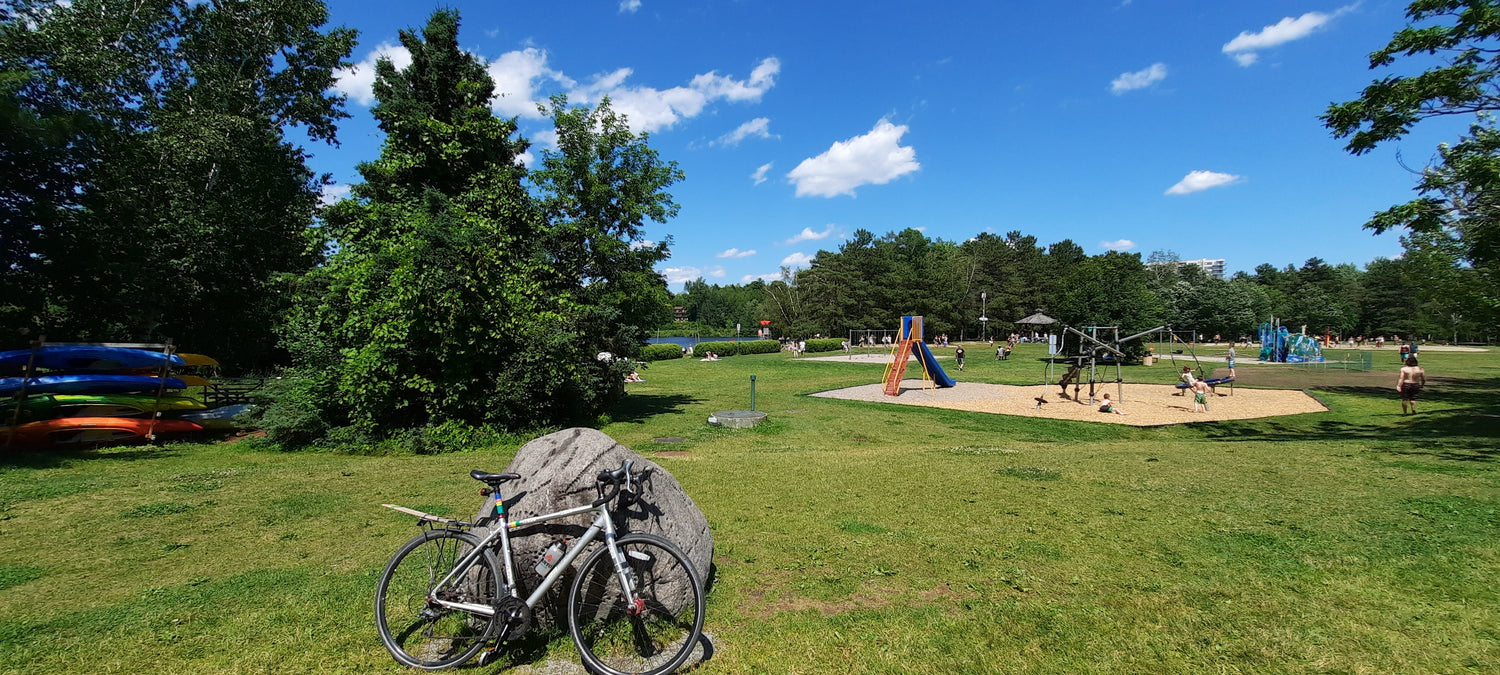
[1397,357,1426,415]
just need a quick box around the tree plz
[0,0,355,369]
[1323,0,1500,325]
[530,94,678,355]
[275,10,679,444]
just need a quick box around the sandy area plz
[808,380,1327,427]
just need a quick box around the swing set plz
[1036,324,1161,408]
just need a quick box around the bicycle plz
[375,460,706,674]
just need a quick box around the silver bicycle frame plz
[425,498,640,617]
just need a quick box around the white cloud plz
[717,248,756,258]
[781,252,814,268]
[530,129,559,152]
[783,225,837,245]
[516,149,536,167]
[751,162,772,185]
[786,119,920,197]
[487,48,573,119]
[713,117,775,146]
[707,265,726,278]
[319,183,351,205]
[1165,170,1243,195]
[573,57,780,133]
[1110,63,1167,95]
[629,239,657,250]
[619,0,641,13]
[1223,5,1356,66]
[660,266,704,285]
[1100,239,1137,251]
[742,272,781,283]
[332,42,412,106]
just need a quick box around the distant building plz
[1147,257,1226,279]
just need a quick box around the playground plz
[810,381,1326,426]
[806,316,1334,426]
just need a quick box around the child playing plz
[1176,366,1195,396]
[1098,392,1126,415]
[1192,379,1211,413]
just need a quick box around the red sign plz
[759,320,772,325]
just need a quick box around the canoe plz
[0,417,203,449]
[1,394,207,423]
[173,403,255,429]
[0,346,185,370]
[0,375,186,397]
[177,353,219,366]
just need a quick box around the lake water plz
[647,336,752,350]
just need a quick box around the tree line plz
[671,230,1492,344]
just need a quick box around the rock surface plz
[471,427,713,626]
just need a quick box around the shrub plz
[692,341,739,357]
[642,343,686,361]
[804,338,845,353]
[736,340,781,355]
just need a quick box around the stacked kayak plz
[2,344,218,449]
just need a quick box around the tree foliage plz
[0,0,355,370]
[274,10,675,445]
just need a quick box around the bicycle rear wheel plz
[568,533,705,675]
[375,529,502,670]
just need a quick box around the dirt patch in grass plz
[810,381,1327,426]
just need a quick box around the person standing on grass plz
[955,346,966,371]
[1398,357,1426,415]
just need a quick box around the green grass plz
[0,343,1496,673]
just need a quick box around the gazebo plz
[1014,310,1057,343]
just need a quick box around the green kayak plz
[2,394,206,423]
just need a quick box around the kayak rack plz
[4,336,177,451]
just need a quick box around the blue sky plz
[309,0,1469,289]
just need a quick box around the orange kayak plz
[1,417,204,449]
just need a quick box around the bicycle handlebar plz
[591,459,639,508]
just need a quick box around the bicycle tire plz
[568,533,706,675]
[375,529,502,670]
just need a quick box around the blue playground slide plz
[913,342,957,388]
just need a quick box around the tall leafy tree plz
[1323,0,1500,325]
[0,0,355,369]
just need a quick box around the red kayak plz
[1,417,204,449]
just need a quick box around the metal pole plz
[750,374,757,411]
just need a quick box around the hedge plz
[692,341,739,357]
[690,339,780,357]
[804,338,845,353]
[736,340,781,355]
[641,343,685,361]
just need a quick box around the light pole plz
[979,291,988,342]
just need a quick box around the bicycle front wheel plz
[568,533,706,675]
[375,529,502,670]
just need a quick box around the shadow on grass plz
[1201,375,1500,463]
[0,443,183,470]
[607,393,702,425]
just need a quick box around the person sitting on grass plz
[1098,392,1126,415]
[625,370,645,382]
[1192,378,1211,413]
[701,351,719,361]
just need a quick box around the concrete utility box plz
[708,410,767,428]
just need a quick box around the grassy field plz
[1,343,1496,673]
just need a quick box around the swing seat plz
[1175,377,1234,389]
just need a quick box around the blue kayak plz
[0,346,185,370]
[0,375,187,397]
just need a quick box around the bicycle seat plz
[470,470,521,485]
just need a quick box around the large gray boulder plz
[472,427,712,626]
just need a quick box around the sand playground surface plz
[809,380,1328,427]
